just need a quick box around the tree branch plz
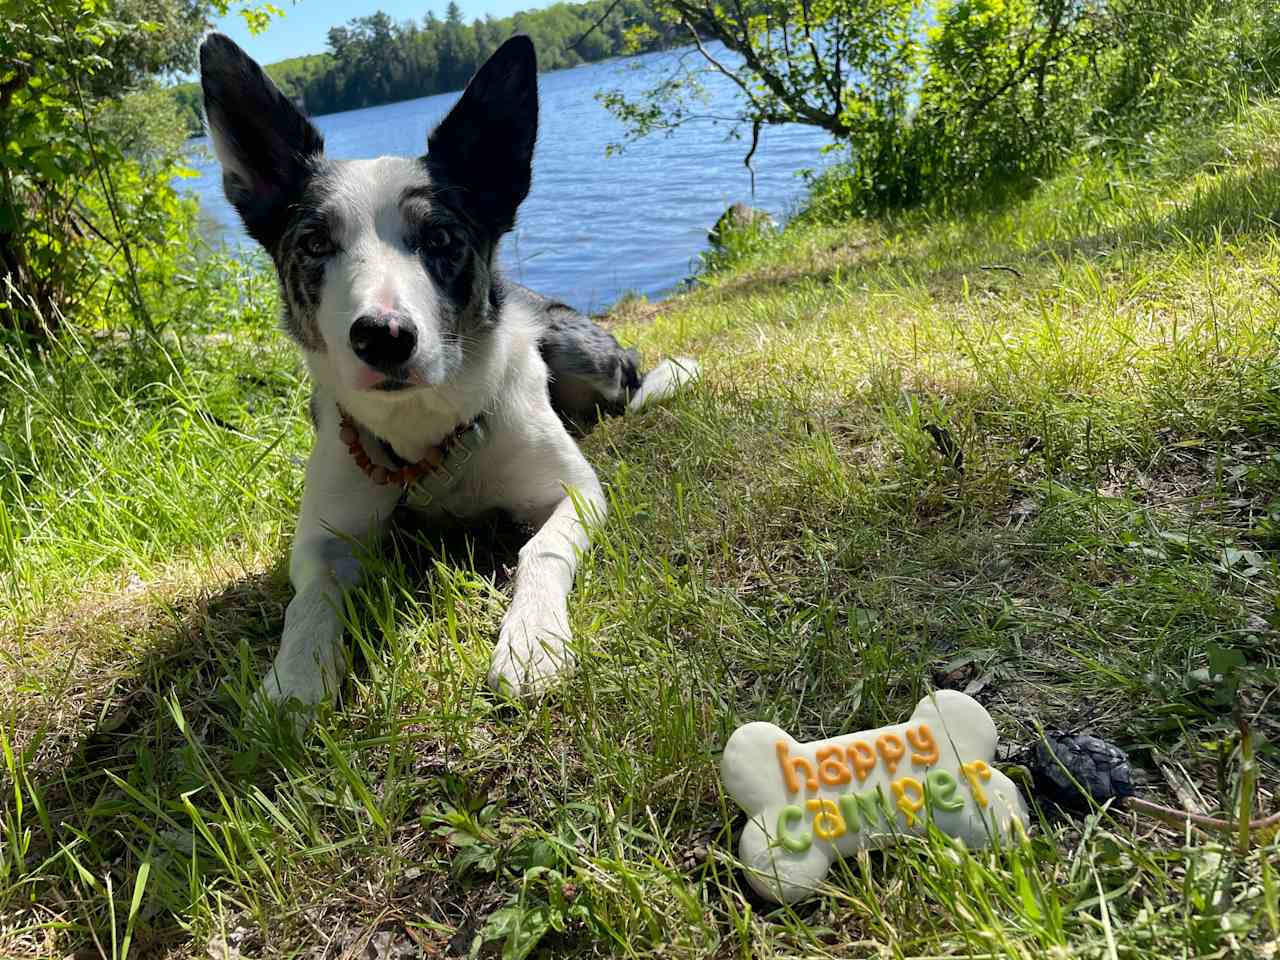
[799,0,838,107]
[668,0,846,135]
[570,0,627,56]
[744,117,761,196]
[678,20,769,117]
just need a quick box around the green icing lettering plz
[775,804,811,852]
[925,769,965,812]
[839,786,890,829]
[837,793,863,832]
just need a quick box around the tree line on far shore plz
[170,0,678,133]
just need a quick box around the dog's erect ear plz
[427,35,538,233]
[199,33,324,251]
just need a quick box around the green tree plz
[600,0,929,144]
[295,1,678,117]
[602,0,1280,215]
[0,0,278,336]
[436,2,478,90]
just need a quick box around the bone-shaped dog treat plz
[721,690,1028,903]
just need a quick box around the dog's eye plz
[301,231,335,258]
[421,226,455,253]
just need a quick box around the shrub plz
[0,0,210,339]
[801,0,1280,222]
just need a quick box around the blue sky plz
[215,0,554,63]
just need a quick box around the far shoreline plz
[185,51,633,138]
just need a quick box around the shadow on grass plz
[2,515,531,957]
[1032,157,1280,263]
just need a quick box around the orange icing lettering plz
[961,760,992,808]
[776,740,818,794]
[846,741,876,782]
[876,733,905,774]
[906,724,939,767]
[805,798,848,841]
[891,777,926,827]
[816,746,853,786]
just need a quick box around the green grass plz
[2,98,1280,958]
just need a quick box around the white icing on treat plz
[721,690,1029,903]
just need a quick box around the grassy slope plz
[2,100,1280,957]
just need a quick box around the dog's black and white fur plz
[199,33,697,707]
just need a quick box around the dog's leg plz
[488,447,607,696]
[532,284,701,428]
[485,350,698,695]
[261,432,401,710]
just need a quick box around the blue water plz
[185,44,834,311]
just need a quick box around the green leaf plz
[1206,642,1246,679]
[481,904,553,960]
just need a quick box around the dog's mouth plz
[371,378,415,392]
[354,366,428,393]
[352,358,436,394]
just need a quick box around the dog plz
[198,32,698,709]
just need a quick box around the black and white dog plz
[198,33,697,709]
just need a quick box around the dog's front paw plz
[254,658,339,729]
[489,602,575,697]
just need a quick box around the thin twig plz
[744,119,761,196]
[1127,796,1280,841]
[979,264,1024,279]
[570,0,627,56]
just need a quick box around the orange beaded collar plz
[338,406,478,487]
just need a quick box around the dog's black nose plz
[349,313,416,371]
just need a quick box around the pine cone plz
[1026,730,1136,812]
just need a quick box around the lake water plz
[185,44,834,311]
